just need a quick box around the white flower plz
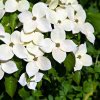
[5,0,30,12]
[80,22,95,44]
[39,28,77,63]
[0,0,5,19]
[18,72,44,90]
[18,2,52,33]
[48,0,58,9]
[46,7,73,31]
[60,0,78,5]
[74,43,93,71]
[0,61,18,80]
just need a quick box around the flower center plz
[58,20,62,24]
[74,11,77,15]
[16,0,21,2]
[77,55,81,59]
[34,57,38,61]
[32,16,37,21]
[75,19,78,23]
[56,43,60,47]
[9,42,14,47]
[68,3,71,5]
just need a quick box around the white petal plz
[21,30,34,42]
[31,72,44,82]
[74,59,83,71]
[18,0,30,12]
[0,0,5,9]
[18,11,33,23]
[18,73,27,86]
[0,33,11,45]
[13,44,28,59]
[36,56,51,71]
[37,18,52,32]
[32,2,47,18]
[60,40,77,52]
[23,21,36,33]
[49,0,58,9]
[26,61,39,77]
[0,9,5,19]
[11,31,21,44]
[51,28,66,43]
[81,22,95,44]
[76,43,87,55]
[0,65,4,80]
[1,61,18,74]
[27,82,37,90]
[0,44,14,61]
[5,0,18,12]
[39,38,55,53]
[27,42,44,57]
[0,23,4,32]
[81,54,93,66]
[52,47,66,63]
[33,32,44,45]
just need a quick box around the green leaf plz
[73,71,81,85]
[18,88,30,98]
[5,76,17,98]
[87,12,100,32]
[64,52,75,72]
[9,13,18,31]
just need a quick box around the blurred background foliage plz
[0,0,100,100]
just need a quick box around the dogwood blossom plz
[5,0,30,12]
[18,72,44,90]
[39,28,77,63]
[18,2,52,33]
[74,43,93,71]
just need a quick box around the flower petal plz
[52,47,66,63]
[81,54,93,66]
[0,65,4,80]
[0,44,14,61]
[51,28,66,43]
[26,61,39,77]
[1,61,18,74]
[36,56,51,71]
[11,31,21,44]
[0,9,5,19]
[18,0,30,12]
[13,44,28,59]
[31,72,44,82]
[18,11,33,23]
[37,18,52,32]
[39,38,55,53]
[18,73,27,86]
[5,0,18,12]
[27,82,37,90]
[60,40,77,52]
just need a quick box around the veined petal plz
[18,0,30,12]
[11,31,21,44]
[21,30,34,42]
[37,18,52,32]
[0,44,14,61]
[27,82,37,90]
[23,21,36,33]
[32,2,47,18]
[31,72,44,82]
[51,28,66,43]
[13,44,28,59]
[60,40,77,52]
[0,65,4,80]
[27,42,44,57]
[81,54,93,66]
[5,0,18,12]
[18,11,33,23]
[1,61,18,74]
[52,47,66,63]
[26,61,39,77]
[39,38,55,53]
[18,73,27,86]
[33,32,44,45]
[36,56,51,71]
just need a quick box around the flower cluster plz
[0,0,95,90]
